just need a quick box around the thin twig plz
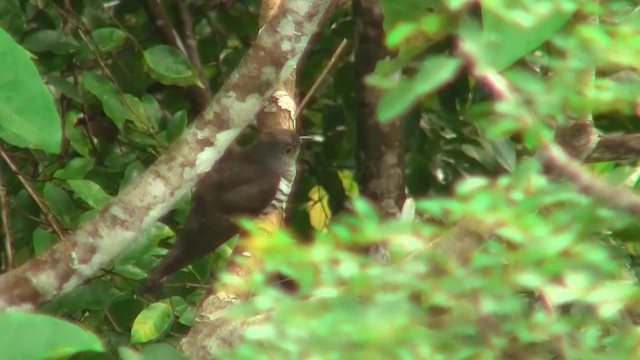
[143,0,187,54]
[174,0,213,108]
[0,168,13,270]
[457,39,640,218]
[0,148,66,240]
[296,39,349,120]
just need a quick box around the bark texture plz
[0,0,334,311]
[353,0,405,218]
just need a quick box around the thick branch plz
[0,0,334,311]
[553,121,640,164]
[180,0,311,356]
[457,41,640,218]
[587,133,640,163]
[353,0,405,219]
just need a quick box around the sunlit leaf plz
[143,45,201,87]
[0,29,62,153]
[0,311,104,359]
[131,303,174,344]
[67,179,113,208]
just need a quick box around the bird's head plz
[246,128,301,169]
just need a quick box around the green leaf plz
[67,179,112,208]
[82,71,132,129]
[46,75,82,102]
[0,311,104,359]
[54,157,95,180]
[32,228,57,255]
[64,111,92,157]
[131,303,175,344]
[377,55,462,122]
[0,0,25,38]
[119,347,145,360]
[43,281,124,314]
[43,183,74,222]
[481,4,575,70]
[166,110,187,142]
[143,45,201,87]
[123,94,150,129]
[121,160,145,190]
[90,27,126,53]
[116,222,174,265]
[22,29,80,54]
[142,94,162,128]
[0,29,62,153]
[140,343,189,360]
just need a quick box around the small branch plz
[143,0,186,53]
[174,0,213,111]
[297,38,349,120]
[587,133,640,163]
[0,169,13,271]
[458,41,640,218]
[0,148,66,240]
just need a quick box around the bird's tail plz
[137,242,193,298]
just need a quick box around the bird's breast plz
[260,168,296,216]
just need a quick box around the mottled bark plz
[178,1,337,358]
[0,0,333,311]
[353,0,406,219]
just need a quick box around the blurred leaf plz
[140,343,189,360]
[43,183,74,222]
[32,228,56,255]
[0,0,25,38]
[166,110,187,142]
[90,27,127,53]
[22,29,79,54]
[0,29,62,153]
[131,303,174,344]
[119,347,145,360]
[0,311,104,359]
[67,179,113,208]
[64,111,93,158]
[82,72,132,129]
[141,94,162,128]
[481,4,575,70]
[143,45,201,87]
[43,281,124,314]
[54,157,95,180]
[377,55,463,122]
[46,75,82,102]
[121,160,145,190]
[116,222,174,265]
[123,93,150,129]
[306,185,331,231]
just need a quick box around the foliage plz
[1,0,640,359]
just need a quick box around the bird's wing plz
[194,161,281,216]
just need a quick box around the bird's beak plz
[299,134,324,143]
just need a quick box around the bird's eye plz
[283,146,294,154]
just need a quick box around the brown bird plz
[138,128,302,296]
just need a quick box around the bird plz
[138,128,302,296]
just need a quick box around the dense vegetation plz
[2,0,640,359]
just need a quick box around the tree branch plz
[174,0,214,110]
[180,0,326,356]
[353,0,406,219]
[0,0,335,311]
[0,168,13,271]
[457,40,640,218]
[0,147,66,241]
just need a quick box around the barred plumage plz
[139,129,302,297]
